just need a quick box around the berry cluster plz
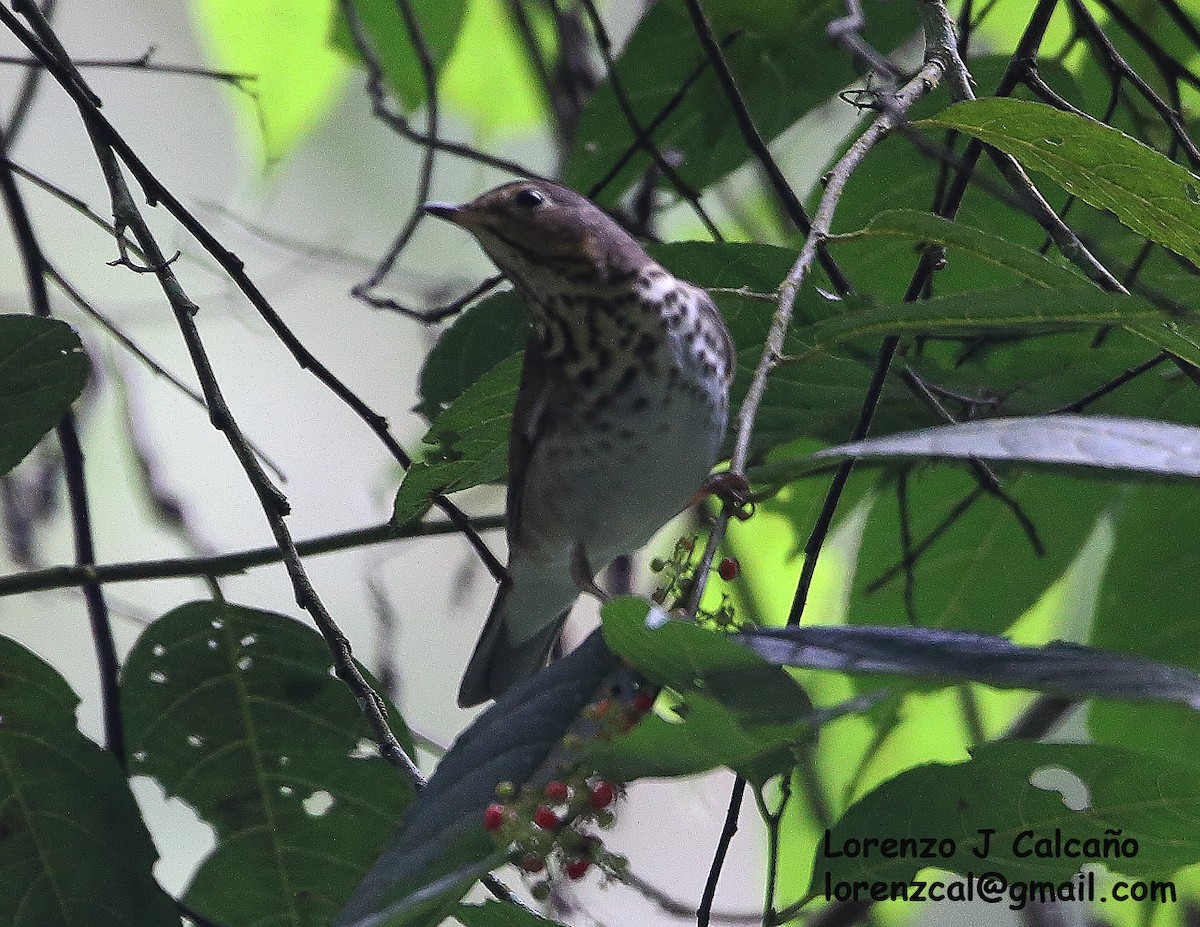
[649,536,743,630]
[482,772,627,893]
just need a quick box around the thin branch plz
[696,777,746,927]
[578,0,724,241]
[8,0,425,786]
[680,0,853,296]
[0,512,503,593]
[1,0,54,144]
[0,5,506,583]
[0,120,124,766]
[347,0,441,304]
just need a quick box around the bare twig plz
[0,119,124,766]
[0,5,506,583]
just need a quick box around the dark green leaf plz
[738,623,1200,708]
[919,99,1200,263]
[813,414,1200,478]
[416,291,529,421]
[0,635,178,927]
[452,902,566,927]
[565,0,918,202]
[394,353,520,526]
[584,687,877,785]
[336,631,621,927]
[811,742,1200,898]
[121,600,416,927]
[331,0,468,111]
[601,595,814,722]
[0,315,88,476]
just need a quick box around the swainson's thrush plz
[424,181,734,707]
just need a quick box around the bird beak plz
[423,202,463,223]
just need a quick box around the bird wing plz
[506,335,555,545]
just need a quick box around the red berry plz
[630,691,655,714]
[590,782,615,809]
[718,557,740,581]
[564,857,590,880]
[544,781,569,803]
[533,805,559,830]
[519,855,545,873]
[483,802,505,832]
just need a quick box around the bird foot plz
[571,543,609,601]
[690,472,755,520]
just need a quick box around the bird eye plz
[513,187,544,209]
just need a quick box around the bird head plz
[423,180,651,292]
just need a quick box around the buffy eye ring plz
[514,188,544,208]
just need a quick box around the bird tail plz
[457,581,567,707]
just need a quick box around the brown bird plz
[424,181,734,707]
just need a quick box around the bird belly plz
[516,374,727,577]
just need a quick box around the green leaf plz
[565,0,919,202]
[791,286,1169,360]
[848,470,1109,635]
[393,353,520,526]
[584,687,877,785]
[837,210,1093,291]
[601,596,814,721]
[813,414,1200,479]
[440,0,550,137]
[1089,484,1200,761]
[739,623,1200,708]
[811,742,1200,900]
[0,635,178,927]
[0,315,88,476]
[121,600,416,927]
[415,291,529,421]
[336,631,621,927]
[331,0,468,111]
[918,98,1200,263]
[191,0,347,163]
[452,902,567,927]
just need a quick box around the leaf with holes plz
[0,315,88,476]
[0,635,178,927]
[809,742,1200,900]
[120,600,415,927]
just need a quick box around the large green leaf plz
[331,0,469,111]
[0,636,178,927]
[919,99,1200,264]
[564,0,918,202]
[191,0,347,162]
[810,742,1200,900]
[121,600,416,927]
[0,315,88,476]
[847,470,1110,634]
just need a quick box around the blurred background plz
[0,1,821,921]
